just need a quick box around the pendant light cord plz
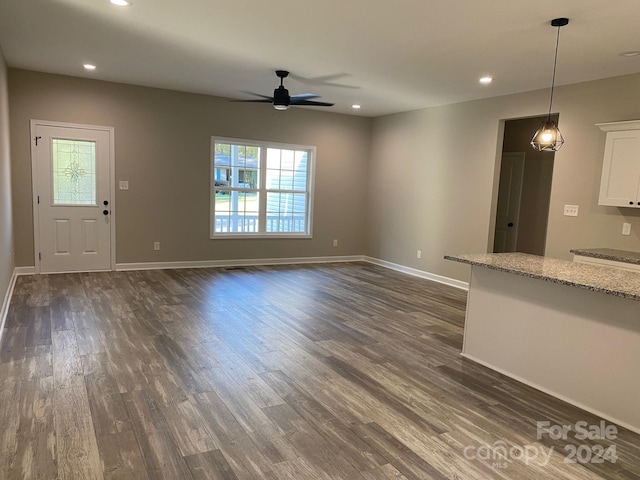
[547,25,561,119]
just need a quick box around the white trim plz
[364,256,469,290]
[461,352,640,436]
[114,255,469,290]
[30,119,40,272]
[210,136,315,239]
[0,268,23,347]
[12,256,467,291]
[30,120,116,274]
[14,266,36,275]
[116,255,365,271]
[596,120,640,132]
[108,126,116,271]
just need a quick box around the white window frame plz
[210,136,315,239]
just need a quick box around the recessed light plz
[479,76,493,85]
[619,51,640,57]
[352,104,361,109]
[83,64,97,71]
[110,0,132,6]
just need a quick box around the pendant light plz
[531,18,569,152]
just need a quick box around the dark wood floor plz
[0,262,638,479]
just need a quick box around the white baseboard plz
[116,255,469,292]
[10,256,467,293]
[0,267,21,347]
[14,266,35,275]
[461,353,639,436]
[364,256,469,291]
[116,255,366,271]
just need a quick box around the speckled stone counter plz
[444,251,640,434]
[570,248,640,265]
[445,252,640,301]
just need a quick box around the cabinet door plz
[598,130,640,207]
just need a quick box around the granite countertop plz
[570,248,640,265]
[444,252,640,301]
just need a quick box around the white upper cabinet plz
[597,120,640,208]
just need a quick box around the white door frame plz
[30,119,116,274]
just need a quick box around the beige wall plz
[8,69,371,266]
[368,73,640,281]
[8,69,640,281]
[502,116,556,256]
[0,50,14,303]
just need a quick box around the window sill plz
[210,233,312,240]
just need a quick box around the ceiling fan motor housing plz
[273,85,290,108]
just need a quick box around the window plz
[52,139,97,205]
[211,137,314,238]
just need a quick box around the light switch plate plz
[563,205,579,217]
[623,223,632,236]
[119,180,129,190]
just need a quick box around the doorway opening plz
[493,115,556,255]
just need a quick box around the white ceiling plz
[1,0,639,117]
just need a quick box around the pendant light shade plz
[531,119,564,151]
[531,17,569,152]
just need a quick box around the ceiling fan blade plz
[240,90,274,100]
[290,99,334,107]
[289,73,360,90]
[290,93,320,100]
[230,99,273,103]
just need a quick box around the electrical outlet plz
[563,205,579,217]
[153,241,160,251]
[622,223,632,236]
[417,250,422,259]
[332,239,338,247]
[119,180,129,190]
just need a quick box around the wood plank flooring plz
[0,262,638,479]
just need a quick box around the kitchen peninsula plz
[445,252,640,434]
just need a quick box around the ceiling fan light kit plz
[531,17,569,152]
[233,70,335,110]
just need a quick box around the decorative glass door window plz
[52,139,97,205]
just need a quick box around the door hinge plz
[37,195,40,204]
[38,252,41,261]
[35,136,42,146]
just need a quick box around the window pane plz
[280,149,295,171]
[266,148,280,169]
[266,168,280,190]
[52,139,97,205]
[266,149,308,192]
[293,151,308,191]
[214,142,260,189]
[266,192,307,233]
[214,191,259,233]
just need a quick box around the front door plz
[32,121,113,273]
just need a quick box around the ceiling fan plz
[233,70,334,110]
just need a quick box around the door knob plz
[507,222,514,227]
[103,210,109,215]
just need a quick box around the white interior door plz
[493,152,524,253]
[32,122,114,273]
